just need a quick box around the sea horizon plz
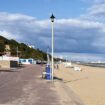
[54,52,105,63]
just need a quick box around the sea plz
[55,52,105,67]
[54,52,105,63]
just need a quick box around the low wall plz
[0,61,10,68]
[0,61,18,69]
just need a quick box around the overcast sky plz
[0,0,105,55]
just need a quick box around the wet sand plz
[54,63,105,105]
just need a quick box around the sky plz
[0,0,105,58]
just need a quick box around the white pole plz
[51,21,54,81]
[17,46,18,57]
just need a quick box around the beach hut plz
[19,58,36,64]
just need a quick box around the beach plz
[54,63,105,105]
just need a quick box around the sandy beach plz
[54,63,105,105]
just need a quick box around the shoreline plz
[76,62,105,68]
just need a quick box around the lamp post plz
[50,14,55,81]
[17,46,18,57]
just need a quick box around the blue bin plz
[46,65,52,80]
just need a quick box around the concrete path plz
[54,81,85,105]
[0,64,85,105]
[0,65,60,105]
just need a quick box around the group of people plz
[54,63,59,69]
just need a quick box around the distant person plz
[57,64,59,69]
[54,64,56,69]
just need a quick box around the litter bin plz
[46,65,52,80]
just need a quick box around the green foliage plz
[0,36,47,61]
[0,43,5,52]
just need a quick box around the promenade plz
[0,65,60,105]
[0,64,84,105]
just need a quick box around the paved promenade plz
[0,64,85,105]
[0,65,60,105]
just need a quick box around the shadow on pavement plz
[53,76,63,81]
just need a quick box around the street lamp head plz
[50,14,55,22]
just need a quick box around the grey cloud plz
[0,12,105,53]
